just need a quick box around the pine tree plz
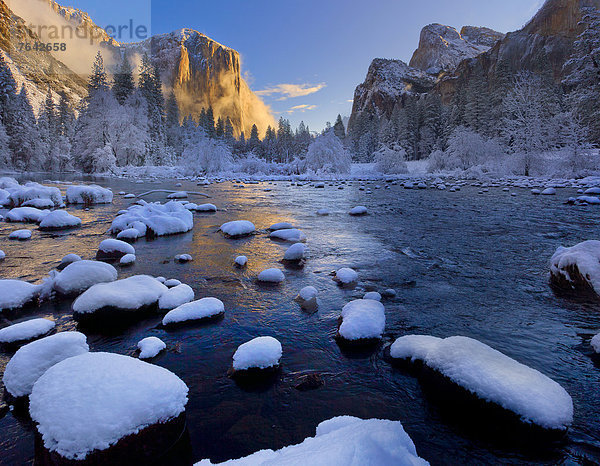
[333,114,346,140]
[205,106,215,138]
[0,53,18,127]
[0,120,10,168]
[38,89,58,170]
[88,52,109,97]
[165,91,182,155]
[224,117,235,143]
[7,86,40,169]
[113,53,135,104]
[215,116,225,138]
[139,53,166,163]
[249,124,260,149]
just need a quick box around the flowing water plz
[0,176,599,465]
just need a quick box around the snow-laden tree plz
[305,130,351,174]
[374,145,408,174]
[91,143,116,173]
[113,53,135,105]
[333,114,346,140]
[139,53,167,164]
[180,131,233,174]
[109,90,150,167]
[0,120,10,168]
[6,86,40,170]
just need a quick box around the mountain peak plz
[522,0,600,37]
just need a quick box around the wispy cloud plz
[257,83,326,101]
[286,104,318,114]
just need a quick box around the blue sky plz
[66,0,544,132]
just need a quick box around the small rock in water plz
[258,268,285,283]
[283,243,306,261]
[232,336,282,372]
[591,333,600,354]
[164,279,182,288]
[234,256,248,267]
[119,254,136,266]
[137,337,166,359]
[349,206,368,216]
[335,268,358,285]
[162,297,224,326]
[363,291,382,301]
[316,209,330,216]
[57,253,82,270]
[174,254,193,263]
[294,373,324,391]
[97,239,135,261]
[541,188,557,196]
[296,286,318,310]
[382,288,397,298]
[9,229,32,241]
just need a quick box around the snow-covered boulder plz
[363,291,382,301]
[66,185,113,205]
[592,333,600,354]
[283,243,306,261]
[3,332,89,398]
[0,279,40,311]
[0,250,5,260]
[0,318,55,345]
[193,203,218,212]
[232,336,282,372]
[584,187,600,195]
[390,335,443,362]
[334,267,358,285]
[57,253,81,270]
[29,352,188,461]
[220,220,256,238]
[97,239,136,261]
[338,299,386,342]
[258,268,285,283]
[550,241,600,297]
[72,275,168,321]
[39,210,82,230]
[269,228,307,242]
[349,206,368,216]
[174,254,193,263]
[137,337,166,359]
[119,254,136,266]
[22,198,55,209]
[9,229,32,240]
[234,255,248,267]
[316,208,330,216]
[6,207,50,223]
[110,201,193,238]
[167,191,188,199]
[7,182,62,208]
[296,286,318,310]
[269,222,293,231]
[52,260,118,296]
[165,278,182,287]
[197,416,428,465]
[116,228,143,241]
[541,188,556,195]
[162,298,225,326]
[158,284,195,311]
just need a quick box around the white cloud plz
[286,104,318,114]
[257,83,326,101]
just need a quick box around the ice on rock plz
[175,254,193,263]
[29,352,188,460]
[269,222,293,231]
[3,332,89,397]
[234,255,248,267]
[232,336,282,371]
[197,416,428,466]
[0,279,40,311]
[424,336,573,430]
[220,220,256,237]
[335,268,358,285]
[22,198,55,209]
[258,268,285,283]
[158,284,195,311]
[97,239,135,260]
[72,275,168,316]
[363,291,382,301]
[110,201,193,237]
[0,318,55,344]
[338,299,386,341]
[6,206,50,223]
[269,228,307,242]
[349,206,368,216]
[66,185,113,205]
[137,337,166,359]
[119,254,136,266]
[162,298,224,325]
[390,335,443,362]
[592,333,600,353]
[7,182,62,208]
[39,210,82,230]
[550,240,600,296]
[283,243,306,261]
[53,260,118,296]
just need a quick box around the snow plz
[339,299,386,341]
[363,291,382,301]
[137,337,166,359]
[0,250,5,260]
[298,286,318,302]
[584,187,600,195]
[335,268,358,285]
[167,191,188,199]
[235,255,248,267]
[39,210,82,230]
[541,188,556,195]
[72,275,168,315]
[175,254,193,263]
[7,182,62,208]
[158,284,195,311]
[22,198,55,209]
[52,260,118,296]
[120,254,136,265]
[3,332,89,397]
[269,222,293,231]
[390,335,443,361]
[196,416,428,465]
[0,279,40,311]
[220,220,256,237]
[258,268,285,283]
[550,241,600,295]
[6,206,50,223]
[284,243,306,261]
[110,201,194,237]
[116,228,143,241]
[0,318,55,344]
[349,206,368,216]
[269,229,307,242]
[192,203,217,212]
[29,352,188,460]
[316,209,330,216]
[592,333,600,353]
[162,298,225,325]
[59,254,81,269]
[98,239,136,257]
[165,279,182,287]
[66,185,113,204]
[232,336,282,371]
[424,336,573,430]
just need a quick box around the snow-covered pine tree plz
[165,91,182,155]
[38,88,59,170]
[113,53,135,105]
[88,52,109,97]
[139,53,166,164]
[0,120,10,168]
[248,124,260,151]
[333,114,346,140]
[6,86,40,169]
[224,117,235,144]
[215,117,225,138]
[204,106,215,138]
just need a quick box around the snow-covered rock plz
[584,187,600,195]
[335,268,358,285]
[9,229,32,240]
[66,185,113,205]
[296,286,318,310]
[234,255,248,267]
[6,206,50,223]
[316,208,330,216]
[363,291,382,301]
[110,201,193,238]
[97,239,136,261]
[258,268,285,283]
[164,278,182,288]
[29,352,188,460]
[162,297,225,325]
[541,188,556,195]
[137,337,166,359]
[550,241,600,297]
[158,284,195,311]
[232,336,282,371]
[283,243,306,261]
[338,299,386,342]
[3,332,89,397]
[167,191,188,199]
[349,206,368,216]
[390,335,443,362]
[57,253,81,270]
[53,260,118,296]
[0,318,55,344]
[269,222,293,231]
[7,182,62,208]
[0,279,40,311]
[220,220,256,237]
[0,250,5,260]
[269,228,307,242]
[193,203,218,212]
[174,254,193,263]
[196,416,428,465]
[72,275,168,318]
[592,333,600,354]
[22,198,55,209]
[39,210,82,230]
[116,228,143,241]
[119,254,136,266]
